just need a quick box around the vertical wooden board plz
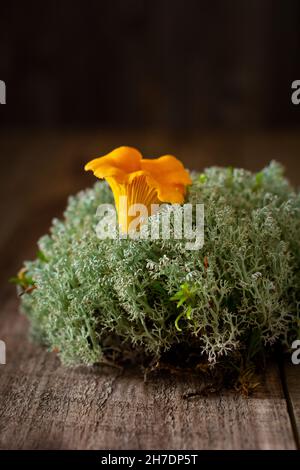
[283,362,300,448]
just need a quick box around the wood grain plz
[283,362,300,448]
[1,131,300,449]
[0,295,296,450]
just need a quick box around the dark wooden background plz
[0,0,300,131]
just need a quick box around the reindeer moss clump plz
[19,162,300,382]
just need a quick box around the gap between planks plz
[282,361,300,449]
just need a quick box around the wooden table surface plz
[0,130,299,450]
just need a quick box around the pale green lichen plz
[19,162,300,375]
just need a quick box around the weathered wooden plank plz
[283,362,300,448]
[0,295,296,450]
